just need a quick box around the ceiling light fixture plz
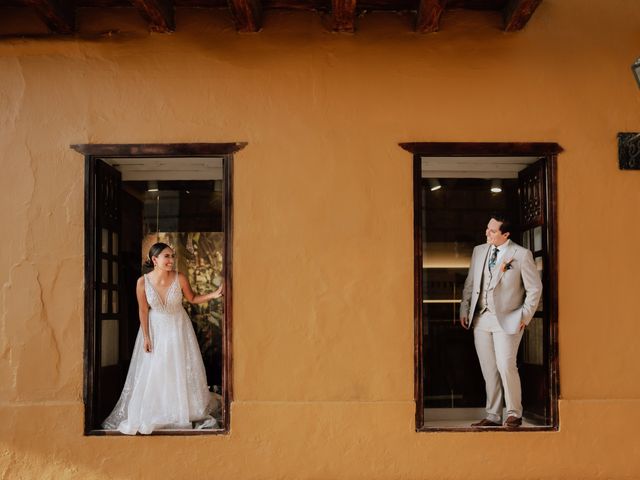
[428,179,442,192]
[147,181,159,192]
[490,179,502,193]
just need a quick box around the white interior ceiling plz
[421,156,540,179]
[101,157,224,181]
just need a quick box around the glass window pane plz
[112,290,118,314]
[101,319,119,367]
[523,317,544,365]
[112,232,118,256]
[535,256,544,311]
[101,290,108,314]
[533,226,543,252]
[101,259,109,283]
[522,230,530,250]
[101,228,109,254]
[112,262,118,285]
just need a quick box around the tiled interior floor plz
[424,408,539,429]
[423,418,537,428]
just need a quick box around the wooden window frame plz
[400,142,562,433]
[72,142,245,435]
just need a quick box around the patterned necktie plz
[489,247,499,271]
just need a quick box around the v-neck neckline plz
[146,272,178,307]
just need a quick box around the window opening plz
[403,143,560,432]
[76,143,242,435]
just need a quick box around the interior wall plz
[1,1,640,478]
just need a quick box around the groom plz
[459,215,542,428]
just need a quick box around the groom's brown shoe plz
[471,418,501,427]
[504,416,522,428]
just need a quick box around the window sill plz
[85,428,228,436]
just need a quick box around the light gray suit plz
[460,241,542,334]
[460,240,542,422]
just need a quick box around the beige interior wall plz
[1,1,640,477]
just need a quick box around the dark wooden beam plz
[228,0,262,32]
[331,0,356,32]
[130,0,175,32]
[70,143,248,156]
[23,0,75,34]
[503,0,542,32]
[399,142,563,156]
[415,0,446,33]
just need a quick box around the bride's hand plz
[212,284,224,299]
[144,337,153,353]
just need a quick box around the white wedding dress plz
[102,272,215,434]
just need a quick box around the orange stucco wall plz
[2,1,640,478]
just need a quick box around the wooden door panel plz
[518,159,550,424]
[94,159,123,425]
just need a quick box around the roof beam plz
[130,0,175,32]
[332,0,356,33]
[228,0,262,32]
[416,0,447,33]
[503,0,542,31]
[23,0,75,34]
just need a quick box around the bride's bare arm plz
[178,272,223,305]
[136,277,153,352]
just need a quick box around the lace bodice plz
[144,272,183,314]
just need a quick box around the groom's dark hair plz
[491,214,515,237]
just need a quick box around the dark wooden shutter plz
[93,159,123,425]
[518,159,551,424]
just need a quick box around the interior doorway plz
[403,142,560,432]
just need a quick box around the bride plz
[102,242,223,435]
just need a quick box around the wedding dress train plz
[102,272,215,435]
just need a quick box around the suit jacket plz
[460,241,542,334]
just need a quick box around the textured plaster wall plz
[1,0,640,478]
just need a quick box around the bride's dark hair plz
[144,242,173,269]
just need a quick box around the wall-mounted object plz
[631,58,640,88]
[617,132,640,170]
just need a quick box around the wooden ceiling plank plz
[228,0,262,32]
[332,0,356,32]
[416,0,447,33]
[130,0,175,32]
[23,0,75,34]
[503,0,541,31]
